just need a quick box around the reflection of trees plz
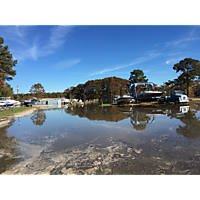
[156,104,200,138]
[64,103,200,137]
[131,123,147,131]
[130,109,155,131]
[64,104,130,122]
[161,104,200,138]
[31,110,46,126]
[190,102,200,112]
[0,120,19,174]
[176,111,200,138]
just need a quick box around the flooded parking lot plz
[1,101,200,175]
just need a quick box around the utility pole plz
[17,85,19,100]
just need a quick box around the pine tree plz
[129,69,148,83]
[0,37,17,81]
[173,58,200,97]
[29,83,45,99]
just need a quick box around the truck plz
[159,90,189,104]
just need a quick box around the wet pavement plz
[1,101,200,175]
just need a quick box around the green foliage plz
[1,83,14,97]
[0,37,17,81]
[0,37,4,44]
[160,80,176,96]
[63,77,129,103]
[129,69,148,83]
[173,58,200,97]
[29,83,45,99]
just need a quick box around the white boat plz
[129,82,164,102]
[116,94,135,105]
[136,90,163,99]
[0,97,21,106]
[114,95,120,101]
[61,98,70,103]
[0,102,6,106]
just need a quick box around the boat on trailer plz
[116,94,135,105]
[129,82,164,102]
[136,90,164,100]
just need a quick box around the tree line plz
[63,77,130,103]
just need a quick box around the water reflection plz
[0,120,19,174]
[2,102,200,175]
[176,110,200,139]
[130,112,155,131]
[64,104,130,122]
[31,110,47,126]
[64,103,200,139]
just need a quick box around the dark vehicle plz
[159,90,189,104]
[21,101,32,107]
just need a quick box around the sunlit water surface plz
[1,102,200,175]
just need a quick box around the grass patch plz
[0,107,33,118]
[99,104,113,107]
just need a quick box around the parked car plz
[21,100,33,107]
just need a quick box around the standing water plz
[1,101,200,175]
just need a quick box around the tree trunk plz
[187,77,190,97]
[187,88,189,97]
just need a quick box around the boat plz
[129,82,164,102]
[61,98,70,103]
[0,97,21,106]
[114,95,120,101]
[0,102,6,106]
[136,90,163,99]
[116,94,135,105]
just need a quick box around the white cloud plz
[164,56,185,66]
[165,37,200,47]
[190,28,195,36]
[91,63,133,75]
[41,26,73,57]
[2,25,74,61]
[52,59,81,70]
[144,70,152,73]
[90,52,160,76]
[29,43,38,60]
[156,71,167,73]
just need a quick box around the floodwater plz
[1,101,200,175]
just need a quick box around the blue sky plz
[1,25,200,94]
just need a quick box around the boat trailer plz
[129,82,162,102]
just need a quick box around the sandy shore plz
[191,98,200,101]
[0,105,56,128]
[0,108,37,128]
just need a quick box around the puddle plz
[1,102,200,174]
